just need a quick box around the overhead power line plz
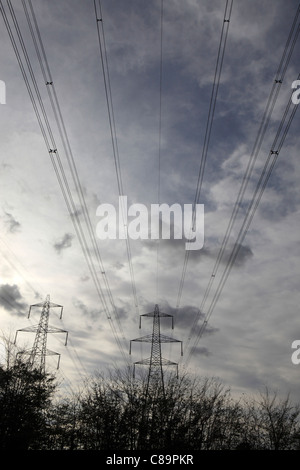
[175,0,234,314]
[93,0,140,316]
[0,0,130,365]
[23,0,129,352]
[185,77,299,367]
[156,0,164,302]
[183,3,300,365]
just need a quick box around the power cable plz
[175,0,233,313]
[156,0,164,302]
[185,77,300,367]
[23,0,126,339]
[94,0,140,316]
[0,0,129,365]
[182,5,300,365]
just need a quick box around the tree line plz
[1,343,300,450]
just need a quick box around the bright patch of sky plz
[0,0,300,401]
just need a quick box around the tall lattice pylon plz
[129,304,183,397]
[14,294,68,373]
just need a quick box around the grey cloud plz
[202,325,219,337]
[73,298,102,321]
[4,211,21,233]
[0,284,27,315]
[135,204,253,269]
[187,241,253,268]
[0,0,298,402]
[143,233,253,269]
[193,346,212,357]
[54,233,74,254]
[216,243,253,268]
[158,302,218,338]
[115,306,129,321]
[1,162,12,171]
[171,305,204,328]
[114,261,125,270]
[70,208,82,219]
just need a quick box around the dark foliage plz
[0,358,56,450]
[41,368,300,450]
[1,357,300,450]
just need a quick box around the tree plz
[244,388,300,450]
[43,396,82,450]
[77,372,126,450]
[0,339,56,450]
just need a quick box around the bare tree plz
[241,387,300,450]
[0,339,56,450]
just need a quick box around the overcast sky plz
[0,0,300,402]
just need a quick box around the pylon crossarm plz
[14,295,68,372]
[46,325,68,334]
[141,311,173,318]
[160,357,178,366]
[15,325,39,334]
[140,309,174,328]
[45,348,60,356]
[134,358,151,366]
[29,299,63,318]
[131,334,153,343]
[130,303,182,388]
[29,301,63,309]
[15,324,67,335]
[159,334,181,343]
[134,357,178,367]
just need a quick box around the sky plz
[0,0,300,403]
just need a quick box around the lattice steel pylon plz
[14,294,68,373]
[129,304,183,396]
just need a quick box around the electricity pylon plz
[129,304,183,397]
[14,294,68,373]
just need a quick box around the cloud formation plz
[3,211,21,233]
[53,233,74,254]
[0,0,299,402]
[0,284,27,315]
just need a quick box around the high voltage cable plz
[185,77,299,367]
[170,0,233,365]
[182,4,300,363]
[23,0,129,354]
[183,5,300,367]
[156,0,164,302]
[0,0,129,365]
[175,0,233,313]
[94,0,140,316]
[3,0,109,323]
[23,0,121,324]
[182,14,300,361]
[197,18,300,316]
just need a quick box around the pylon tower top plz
[14,294,68,373]
[130,304,183,396]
